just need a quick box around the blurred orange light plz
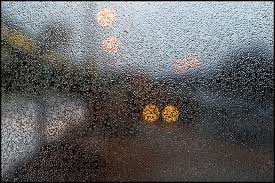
[96,9,115,27]
[162,105,180,124]
[101,36,120,54]
[172,54,201,74]
[142,103,160,123]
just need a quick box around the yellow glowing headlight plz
[142,103,160,123]
[162,105,180,124]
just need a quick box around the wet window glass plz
[1,1,274,182]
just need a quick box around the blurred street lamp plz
[101,36,120,54]
[172,54,201,74]
[96,8,116,27]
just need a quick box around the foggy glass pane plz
[1,1,274,182]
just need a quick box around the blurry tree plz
[210,46,274,103]
[39,21,71,51]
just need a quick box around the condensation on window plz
[1,1,274,182]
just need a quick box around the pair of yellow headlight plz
[142,103,180,124]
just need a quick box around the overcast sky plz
[1,1,274,77]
